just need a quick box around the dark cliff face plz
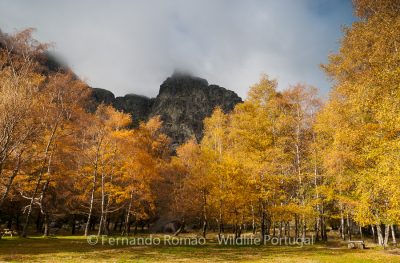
[91,88,115,104]
[151,74,242,146]
[114,94,154,125]
[88,88,116,113]
[90,73,242,146]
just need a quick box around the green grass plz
[0,234,399,262]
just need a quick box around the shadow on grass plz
[0,236,394,262]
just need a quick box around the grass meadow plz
[0,234,399,262]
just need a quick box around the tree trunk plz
[174,218,185,236]
[340,208,345,240]
[123,190,134,236]
[251,204,256,235]
[346,213,352,241]
[119,216,123,232]
[0,150,23,206]
[35,213,42,233]
[260,203,266,241]
[312,130,320,242]
[371,225,376,243]
[97,171,106,236]
[71,214,76,235]
[103,196,111,236]
[302,216,306,240]
[43,213,49,237]
[218,203,224,239]
[16,214,20,231]
[384,224,390,248]
[376,224,383,246]
[7,216,12,229]
[39,176,51,237]
[113,216,119,232]
[22,124,58,237]
[134,220,138,235]
[315,218,320,242]
[85,174,97,236]
[99,149,116,236]
[202,190,208,238]
[320,203,327,241]
[322,217,327,241]
[391,225,397,246]
[84,139,102,237]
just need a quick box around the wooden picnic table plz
[0,228,18,238]
[347,240,365,249]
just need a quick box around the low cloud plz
[0,0,354,98]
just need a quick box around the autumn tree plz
[0,29,46,207]
[318,0,400,246]
[120,116,170,236]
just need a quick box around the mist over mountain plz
[91,72,242,147]
[1,28,242,147]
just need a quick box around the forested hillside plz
[0,0,399,250]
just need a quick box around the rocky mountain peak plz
[90,73,242,147]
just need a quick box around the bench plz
[48,227,61,236]
[347,240,365,249]
[1,229,18,238]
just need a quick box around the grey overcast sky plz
[0,0,355,99]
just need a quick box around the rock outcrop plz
[91,88,115,105]
[90,73,242,146]
[113,94,154,125]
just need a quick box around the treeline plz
[171,81,323,241]
[170,0,400,247]
[0,29,170,237]
[0,0,399,247]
